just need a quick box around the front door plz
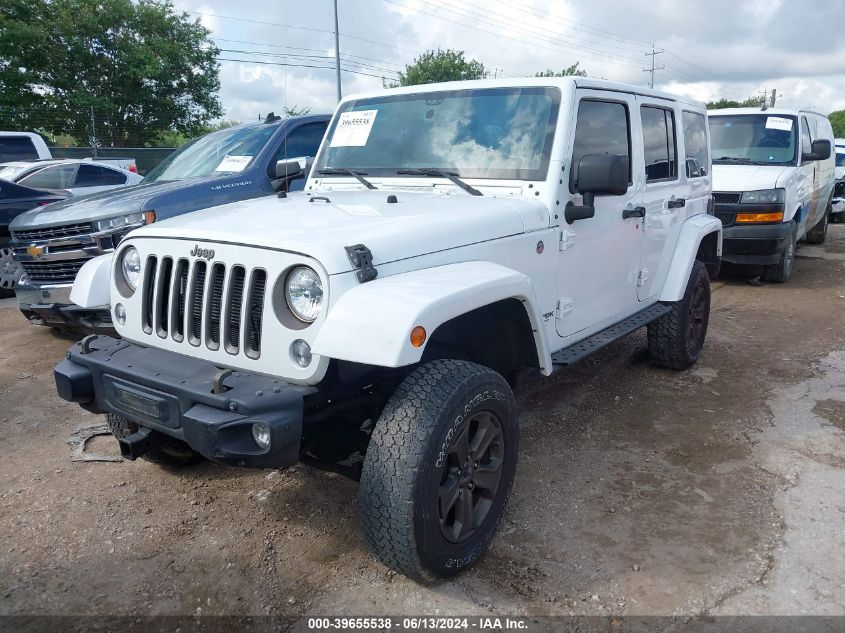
[636,99,691,301]
[555,91,644,339]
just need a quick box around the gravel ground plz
[1,227,844,621]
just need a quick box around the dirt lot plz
[2,227,845,621]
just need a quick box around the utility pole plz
[643,47,664,89]
[770,89,777,107]
[90,106,97,158]
[333,0,342,103]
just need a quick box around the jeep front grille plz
[141,256,267,358]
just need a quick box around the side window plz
[641,106,678,182]
[277,123,328,162]
[74,164,110,187]
[0,137,39,162]
[570,100,631,192]
[18,164,76,189]
[682,111,708,178]
[800,117,812,155]
[98,167,127,185]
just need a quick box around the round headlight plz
[121,246,141,291]
[285,266,323,322]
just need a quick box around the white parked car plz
[55,78,720,581]
[0,132,52,162]
[0,159,142,195]
[708,108,836,281]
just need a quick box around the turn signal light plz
[144,210,156,224]
[410,326,427,348]
[735,212,784,223]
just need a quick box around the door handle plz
[667,198,686,209]
[622,206,646,219]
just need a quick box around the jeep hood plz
[712,164,792,193]
[9,178,210,230]
[130,190,548,275]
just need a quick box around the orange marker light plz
[410,326,427,348]
[735,211,784,223]
[144,210,156,224]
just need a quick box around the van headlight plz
[285,266,323,322]
[120,246,141,291]
[741,189,784,204]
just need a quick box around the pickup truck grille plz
[712,192,742,204]
[13,223,94,242]
[20,258,89,283]
[141,256,267,359]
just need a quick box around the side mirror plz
[272,157,314,193]
[802,139,831,163]
[565,154,630,224]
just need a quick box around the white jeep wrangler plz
[55,78,721,581]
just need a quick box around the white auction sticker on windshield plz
[330,110,378,147]
[765,116,793,131]
[214,155,252,172]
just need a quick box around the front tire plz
[763,222,797,283]
[107,413,204,467]
[358,359,518,582]
[648,260,710,370]
[805,203,830,245]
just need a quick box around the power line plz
[212,37,406,69]
[215,57,394,80]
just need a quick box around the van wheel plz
[805,205,830,245]
[358,359,518,582]
[648,260,710,370]
[763,223,797,283]
[106,413,204,467]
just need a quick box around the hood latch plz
[345,244,378,283]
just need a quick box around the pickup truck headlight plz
[285,266,323,323]
[120,246,142,291]
[95,212,145,232]
[740,189,785,204]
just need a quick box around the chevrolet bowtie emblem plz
[27,244,45,257]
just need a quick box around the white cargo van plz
[708,108,835,282]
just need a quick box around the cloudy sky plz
[172,0,845,121]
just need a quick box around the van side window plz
[570,99,631,193]
[682,111,708,178]
[800,117,812,154]
[641,106,677,182]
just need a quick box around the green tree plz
[706,97,765,110]
[535,62,587,78]
[389,49,485,87]
[0,0,221,146]
[829,110,845,138]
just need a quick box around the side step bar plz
[551,302,672,366]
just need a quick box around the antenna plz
[643,47,665,89]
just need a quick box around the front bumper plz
[716,203,792,266]
[54,336,314,468]
[16,279,114,333]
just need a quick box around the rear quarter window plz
[682,111,709,178]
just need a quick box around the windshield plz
[709,114,798,165]
[143,124,277,183]
[314,87,561,180]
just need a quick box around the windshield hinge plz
[345,244,378,283]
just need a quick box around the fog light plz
[251,422,271,450]
[291,339,312,367]
[114,303,126,325]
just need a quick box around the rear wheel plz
[358,359,518,582]
[106,413,204,467]
[648,260,710,370]
[763,222,797,283]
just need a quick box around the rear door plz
[555,91,644,339]
[635,98,690,301]
[71,164,127,195]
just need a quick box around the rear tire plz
[358,359,518,582]
[763,222,797,283]
[106,413,204,467]
[648,260,710,370]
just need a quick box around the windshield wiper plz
[396,168,482,196]
[713,156,757,165]
[317,168,377,190]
